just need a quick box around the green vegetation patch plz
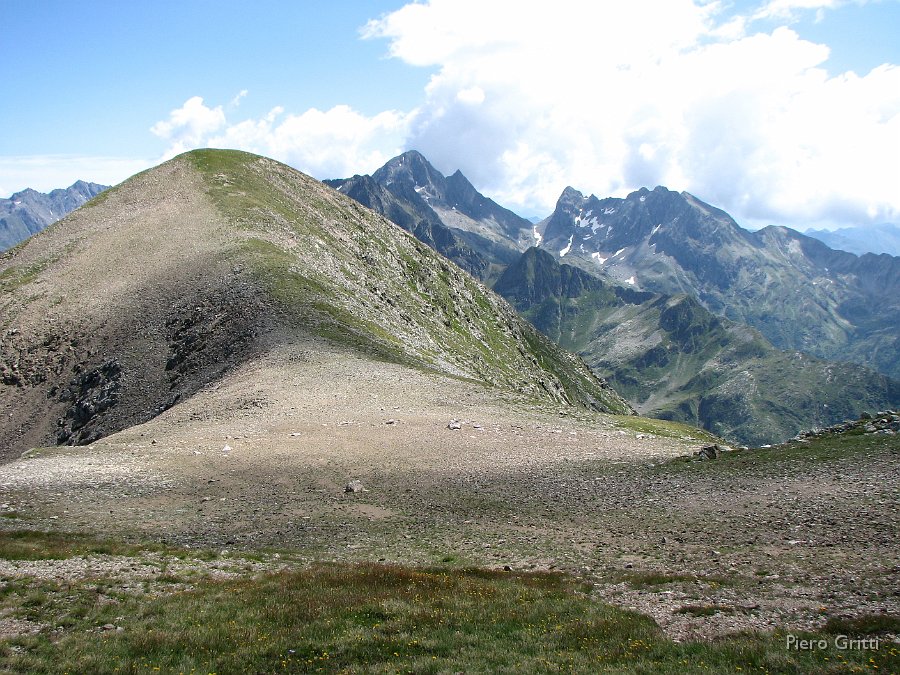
[2,560,894,674]
[664,428,893,476]
[0,261,48,293]
[619,571,736,591]
[235,238,426,370]
[0,530,158,561]
[184,148,334,236]
[612,415,720,442]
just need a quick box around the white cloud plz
[456,86,485,105]
[0,155,152,197]
[753,0,856,21]
[229,89,249,107]
[360,0,900,228]
[150,96,227,158]
[145,96,411,180]
[207,104,411,179]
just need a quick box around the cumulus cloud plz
[147,95,411,181]
[364,0,900,228]
[208,104,411,179]
[150,96,227,158]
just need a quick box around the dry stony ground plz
[0,341,898,643]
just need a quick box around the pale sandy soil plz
[1,343,897,641]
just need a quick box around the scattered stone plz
[345,480,365,493]
[697,445,721,460]
[385,419,397,425]
[222,444,232,453]
[448,420,462,430]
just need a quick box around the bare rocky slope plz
[0,149,629,460]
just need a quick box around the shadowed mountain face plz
[496,248,900,445]
[0,150,631,460]
[328,151,534,282]
[537,186,900,380]
[324,173,490,280]
[1,181,108,251]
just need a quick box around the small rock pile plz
[793,410,899,440]
[693,443,734,460]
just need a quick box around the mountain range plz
[494,247,897,445]
[0,181,108,251]
[330,152,900,445]
[536,186,900,380]
[0,150,628,459]
[4,150,897,447]
[805,222,900,257]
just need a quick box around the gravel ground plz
[1,343,897,642]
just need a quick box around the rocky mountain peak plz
[558,186,587,207]
[338,151,534,263]
[372,150,446,194]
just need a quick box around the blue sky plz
[2,0,899,229]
